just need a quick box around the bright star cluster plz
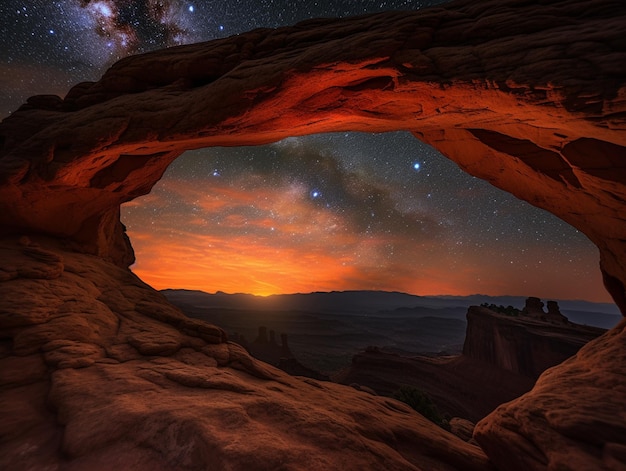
[0,0,610,302]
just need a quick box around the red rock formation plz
[1,0,625,470]
[335,346,536,423]
[462,305,604,378]
[337,305,605,423]
[475,318,626,471]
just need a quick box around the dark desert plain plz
[1,0,626,470]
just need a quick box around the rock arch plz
[0,1,626,309]
[2,0,626,311]
[1,0,625,469]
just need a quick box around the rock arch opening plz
[121,131,609,304]
[1,2,624,312]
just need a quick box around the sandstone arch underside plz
[1,0,626,311]
[1,0,626,470]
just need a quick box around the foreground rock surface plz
[476,318,626,471]
[0,237,491,471]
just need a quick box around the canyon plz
[1,0,625,469]
[463,303,606,378]
[337,302,607,423]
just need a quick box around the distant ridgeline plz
[465,297,606,378]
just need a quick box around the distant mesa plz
[521,297,569,324]
[482,296,571,325]
[338,298,607,422]
[465,299,605,378]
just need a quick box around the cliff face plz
[475,318,626,471]
[336,347,536,423]
[462,306,605,378]
[1,0,626,470]
[337,304,605,422]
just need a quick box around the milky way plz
[78,0,194,56]
[0,0,612,302]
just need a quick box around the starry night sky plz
[0,0,610,301]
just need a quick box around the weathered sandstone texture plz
[0,237,490,470]
[475,318,626,471]
[1,0,625,469]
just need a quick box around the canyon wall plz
[462,306,605,378]
[337,304,606,423]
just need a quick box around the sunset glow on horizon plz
[122,133,612,303]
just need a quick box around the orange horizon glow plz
[122,140,614,306]
[129,242,612,302]
[123,178,613,303]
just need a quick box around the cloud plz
[78,0,193,55]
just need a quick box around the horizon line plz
[160,287,618,306]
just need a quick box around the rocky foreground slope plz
[0,237,490,471]
[1,0,626,469]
